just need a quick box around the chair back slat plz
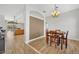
[66,31,69,39]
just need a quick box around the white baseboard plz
[68,38,79,41]
[26,36,44,44]
[25,36,79,44]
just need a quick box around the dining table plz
[46,29,67,50]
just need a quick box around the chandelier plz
[51,5,60,17]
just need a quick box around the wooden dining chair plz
[50,31,60,48]
[61,31,69,49]
[46,30,54,45]
[46,30,57,46]
[64,31,69,48]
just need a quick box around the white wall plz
[25,5,30,43]
[46,8,79,40]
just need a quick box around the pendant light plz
[51,5,60,17]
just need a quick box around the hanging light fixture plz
[51,5,60,17]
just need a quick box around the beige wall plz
[30,16,44,39]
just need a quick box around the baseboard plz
[68,38,79,41]
[25,36,79,44]
[26,36,44,44]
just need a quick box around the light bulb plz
[52,10,60,16]
[56,11,60,16]
[52,11,56,16]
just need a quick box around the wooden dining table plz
[46,29,66,50]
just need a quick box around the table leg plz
[61,39,63,50]
[46,36,48,45]
[65,39,67,49]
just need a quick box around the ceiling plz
[0,4,79,17]
[29,4,79,16]
[0,4,25,16]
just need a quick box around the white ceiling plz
[0,4,25,16]
[29,4,79,16]
[0,4,79,17]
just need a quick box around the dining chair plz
[61,31,69,49]
[50,31,60,48]
[46,30,62,49]
[46,29,52,45]
[64,31,69,48]
[46,30,56,46]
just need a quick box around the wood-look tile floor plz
[5,35,38,54]
[5,31,79,54]
[29,38,79,54]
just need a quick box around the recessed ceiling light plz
[43,10,46,13]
